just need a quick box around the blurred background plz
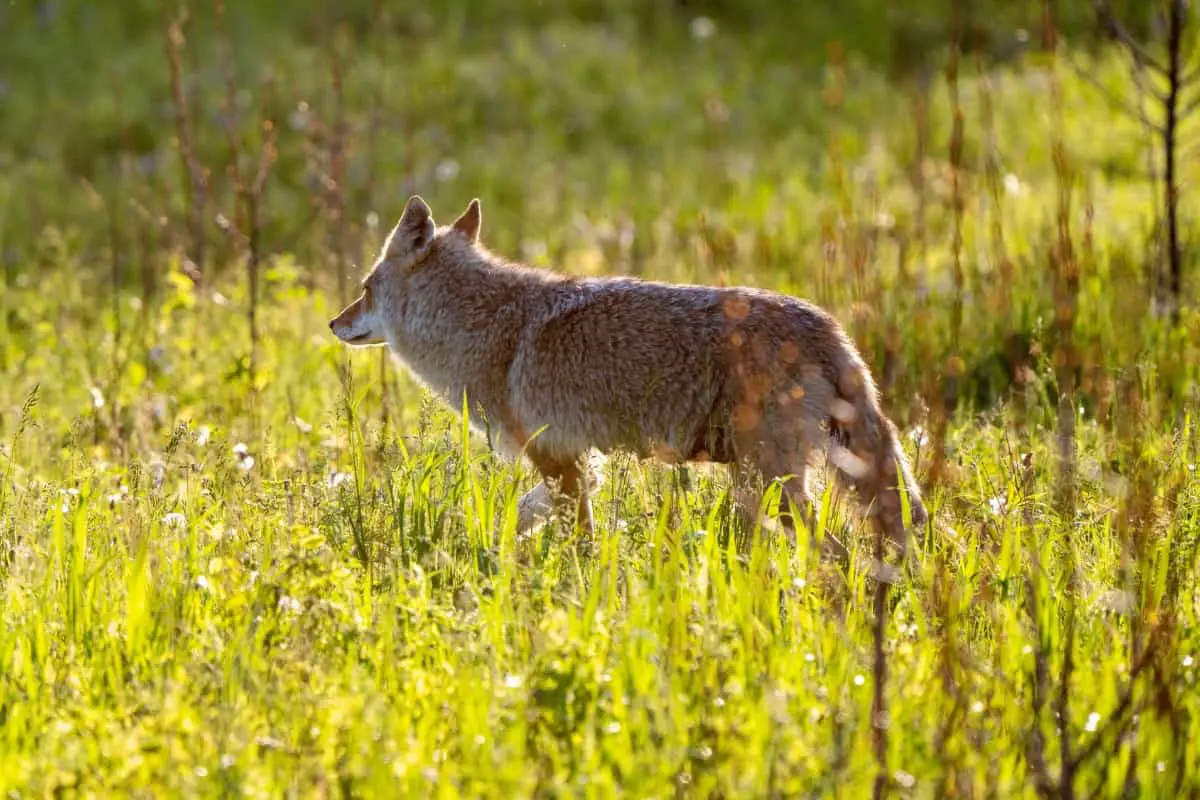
[0,0,1195,436]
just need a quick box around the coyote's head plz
[328,194,481,347]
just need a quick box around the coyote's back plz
[330,195,927,555]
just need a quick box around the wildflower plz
[107,485,128,508]
[435,159,459,182]
[232,442,255,472]
[909,426,929,447]
[277,595,303,615]
[690,16,716,40]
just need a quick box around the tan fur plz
[330,196,928,554]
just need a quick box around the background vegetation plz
[2,0,1199,796]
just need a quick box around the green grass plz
[3,0,1200,796]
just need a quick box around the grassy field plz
[2,0,1200,796]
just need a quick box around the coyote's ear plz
[384,195,435,257]
[451,198,481,244]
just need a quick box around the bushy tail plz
[826,361,928,548]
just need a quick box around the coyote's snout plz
[330,195,928,556]
[329,287,386,346]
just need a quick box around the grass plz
[2,0,1200,796]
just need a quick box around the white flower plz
[277,595,303,615]
[434,159,459,182]
[690,16,716,40]
[162,512,188,529]
[196,425,212,447]
[232,442,255,472]
[89,386,105,409]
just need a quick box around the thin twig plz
[164,9,208,277]
[1065,51,1166,133]
[1163,0,1186,322]
[870,521,890,800]
[1094,0,1169,76]
[327,27,350,307]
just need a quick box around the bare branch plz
[251,120,277,198]
[1066,51,1165,133]
[164,9,208,276]
[1094,0,1169,76]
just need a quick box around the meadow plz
[2,0,1200,796]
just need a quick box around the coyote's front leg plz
[519,449,595,537]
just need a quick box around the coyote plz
[330,196,928,556]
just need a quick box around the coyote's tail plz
[826,359,928,547]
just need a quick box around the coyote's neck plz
[386,248,548,413]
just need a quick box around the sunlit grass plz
[2,0,1200,797]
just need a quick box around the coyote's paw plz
[513,452,606,535]
[516,482,553,534]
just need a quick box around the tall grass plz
[1,0,1199,796]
